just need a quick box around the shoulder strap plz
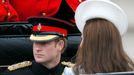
[61,61,75,67]
[8,61,32,71]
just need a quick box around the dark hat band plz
[33,25,67,37]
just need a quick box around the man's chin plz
[35,59,45,63]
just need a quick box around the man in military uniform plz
[2,17,75,75]
[0,0,84,22]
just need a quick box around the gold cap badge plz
[37,23,42,31]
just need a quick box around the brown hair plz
[73,18,134,74]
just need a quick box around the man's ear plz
[56,40,64,51]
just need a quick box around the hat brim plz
[75,0,128,36]
[30,34,60,42]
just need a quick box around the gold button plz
[79,0,82,2]
[42,12,46,16]
[2,0,6,3]
[7,12,11,17]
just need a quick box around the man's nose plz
[34,46,42,52]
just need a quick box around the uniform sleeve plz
[0,3,7,22]
[0,0,19,22]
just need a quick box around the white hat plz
[75,0,128,36]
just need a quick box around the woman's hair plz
[73,18,134,74]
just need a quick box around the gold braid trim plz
[61,61,75,67]
[8,61,32,71]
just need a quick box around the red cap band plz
[33,25,67,37]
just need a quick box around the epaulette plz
[61,61,75,67]
[8,61,32,71]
